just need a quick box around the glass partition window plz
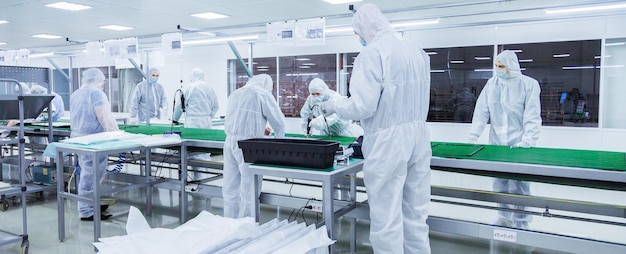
[426,45,494,123]
[601,38,626,129]
[278,55,336,117]
[501,40,601,127]
[228,54,337,117]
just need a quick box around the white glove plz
[321,100,336,117]
[309,116,326,130]
[511,141,531,148]
[468,136,477,144]
[129,117,138,125]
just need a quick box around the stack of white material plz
[95,206,335,254]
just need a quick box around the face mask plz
[149,77,158,84]
[359,37,367,47]
[496,69,509,79]
[313,96,324,103]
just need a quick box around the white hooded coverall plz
[222,74,285,218]
[300,78,352,136]
[327,4,432,253]
[70,68,120,218]
[469,50,542,228]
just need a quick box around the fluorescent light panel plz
[45,2,92,11]
[323,0,362,4]
[30,52,54,58]
[99,25,133,31]
[546,3,626,14]
[325,27,353,33]
[553,53,570,58]
[430,70,446,73]
[606,42,625,46]
[391,19,440,28]
[0,42,6,45]
[295,58,310,61]
[425,52,438,55]
[474,68,493,72]
[474,56,491,60]
[0,20,8,25]
[285,73,318,77]
[450,60,464,64]
[191,12,229,20]
[301,63,316,66]
[32,34,63,39]
[519,59,534,63]
[183,34,258,45]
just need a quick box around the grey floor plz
[0,186,568,254]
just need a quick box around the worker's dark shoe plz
[80,213,112,221]
[101,204,109,213]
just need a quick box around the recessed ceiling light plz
[302,63,316,66]
[323,0,362,4]
[519,59,534,62]
[299,66,311,69]
[0,20,8,25]
[450,60,464,64]
[45,2,92,11]
[0,42,6,45]
[546,3,626,14]
[257,69,269,72]
[99,25,133,31]
[474,56,491,60]
[191,12,229,20]
[257,66,270,68]
[295,58,310,61]
[32,34,63,39]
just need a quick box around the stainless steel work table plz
[249,159,363,253]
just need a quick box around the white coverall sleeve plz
[262,93,286,138]
[300,97,314,132]
[520,81,542,147]
[94,105,120,132]
[172,92,183,122]
[129,86,140,117]
[469,82,491,141]
[210,91,219,118]
[333,51,383,120]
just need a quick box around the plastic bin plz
[238,138,340,169]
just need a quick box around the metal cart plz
[0,78,54,254]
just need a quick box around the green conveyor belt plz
[431,142,626,172]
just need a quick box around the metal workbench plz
[249,159,363,254]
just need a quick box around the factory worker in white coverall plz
[222,74,285,218]
[469,50,542,230]
[172,68,219,129]
[321,4,432,253]
[300,78,352,136]
[172,68,219,181]
[129,68,168,124]
[70,68,120,221]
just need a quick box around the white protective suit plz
[322,4,432,253]
[223,74,285,218]
[70,68,119,218]
[30,84,65,121]
[172,68,219,129]
[300,78,352,136]
[129,68,168,123]
[469,50,542,228]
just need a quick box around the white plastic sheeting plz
[94,206,335,254]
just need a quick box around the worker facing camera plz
[468,50,541,232]
[300,78,352,137]
[129,68,168,124]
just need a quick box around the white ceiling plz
[0,0,624,54]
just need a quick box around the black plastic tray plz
[238,138,340,169]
